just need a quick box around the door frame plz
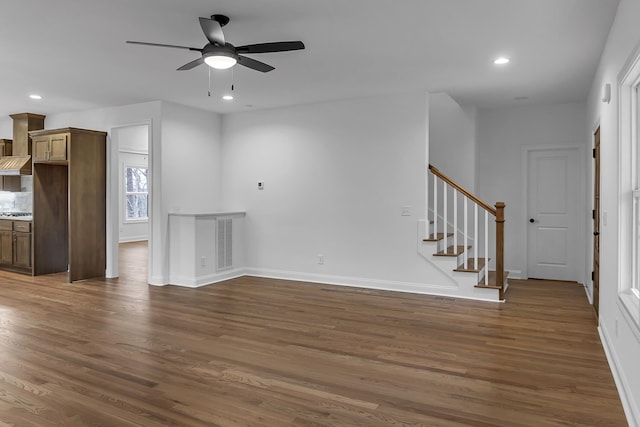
[593,126,601,319]
[106,120,152,281]
[521,145,586,281]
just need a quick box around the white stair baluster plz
[474,204,478,268]
[484,210,489,285]
[463,197,468,268]
[453,189,458,256]
[443,181,448,252]
[433,176,438,240]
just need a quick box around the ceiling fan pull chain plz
[231,67,235,92]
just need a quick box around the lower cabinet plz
[0,229,12,264]
[0,220,32,272]
[13,232,32,269]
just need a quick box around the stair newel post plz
[495,202,506,299]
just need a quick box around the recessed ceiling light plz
[222,95,234,101]
[515,96,529,101]
[29,94,42,100]
[494,57,510,65]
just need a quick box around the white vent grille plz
[216,218,233,270]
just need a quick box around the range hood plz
[0,113,45,176]
[0,156,31,175]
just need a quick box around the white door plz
[526,148,580,281]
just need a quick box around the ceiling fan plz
[126,14,305,73]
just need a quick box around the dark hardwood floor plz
[0,242,627,426]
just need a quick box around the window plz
[620,41,640,324]
[125,166,148,221]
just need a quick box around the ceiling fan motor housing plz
[203,43,238,60]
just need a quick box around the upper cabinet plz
[32,133,68,163]
[0,139,12,156]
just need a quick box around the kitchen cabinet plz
[33,133,68,163]
[30,127,106,282]
[0,219,33,272]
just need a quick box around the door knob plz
[593,231,600,236]
[529,218,536,223]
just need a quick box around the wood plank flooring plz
[0,242,627,426]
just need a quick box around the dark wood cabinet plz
[13,232,32,268]
[0,230,12,264]
[33,133,68,163]
[0,219,33,271]
[30,127,106,282]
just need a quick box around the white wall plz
[429,92,477,191]
[221,92,455,290]
[0,118,11,138]
[586,0,640,424]
[476,102,587,279]
[160,102,223,214]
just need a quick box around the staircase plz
[419,165,508,302]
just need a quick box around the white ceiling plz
[0,0,619,118]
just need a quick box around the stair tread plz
[475,270,510,288]
[434,245,470,257]
[423,232,453,242]
[454,258,487,272]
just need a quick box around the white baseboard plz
[168,268,246,288]
[119,236,149,243]
[244,268,502,303]
[599,323,639,427]
[505,269,522,279]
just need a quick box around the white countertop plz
[0,216,32,221]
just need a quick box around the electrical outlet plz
[201,256,206,267]
[318,254,324,265]
[401,206,411,216]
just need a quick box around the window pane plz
[126,167,148,193]
[126,194,148,220]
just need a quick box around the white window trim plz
[618,40,640,327]
[124,165,148,223]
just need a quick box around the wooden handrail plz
[429,164,497,216]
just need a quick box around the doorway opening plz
[108,123,151,281]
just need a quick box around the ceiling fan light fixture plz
[204,53,237,70]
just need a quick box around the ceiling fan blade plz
[236,41,305,54]
[199,17,225,45]
[177,57,204,71]
[126,40,201,51]
[238,55,275,72]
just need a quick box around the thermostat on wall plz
[258,181,264,190]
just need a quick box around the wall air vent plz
[216,218,232,270]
